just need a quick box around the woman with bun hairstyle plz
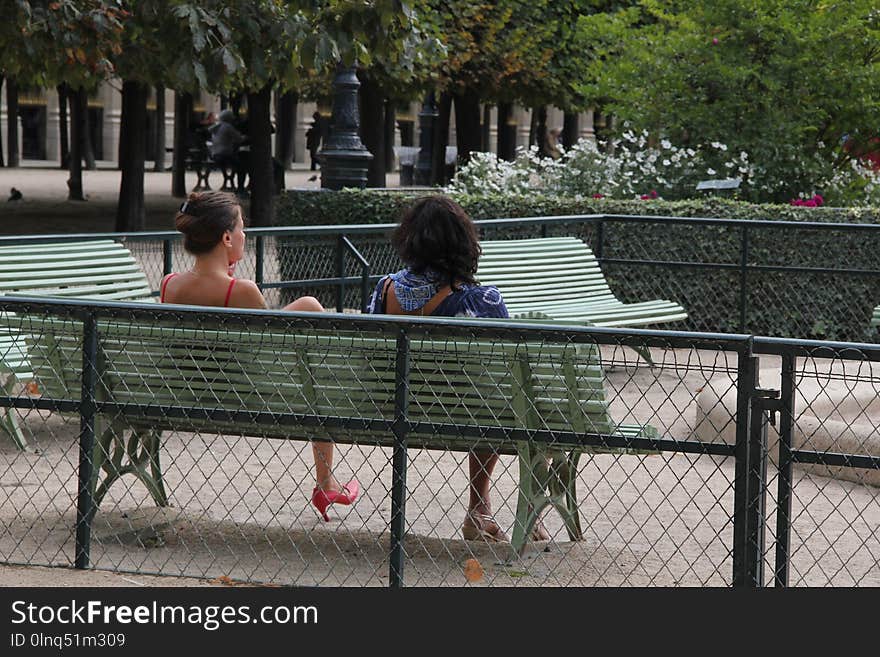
[162,190,359,521]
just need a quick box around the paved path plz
[0,162,401,235]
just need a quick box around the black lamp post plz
[414,92,437,186]
[319,63,373,190]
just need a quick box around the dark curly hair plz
[391,195,481,288]
[174,191,241,255]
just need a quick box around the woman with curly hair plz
[368,195,549,543]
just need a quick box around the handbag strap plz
[382,277,452,316]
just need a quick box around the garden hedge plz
[275,190,880,342]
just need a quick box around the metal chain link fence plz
[0,296,877,586]
[6,214,879,342]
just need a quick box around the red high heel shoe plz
[311,480,360,521]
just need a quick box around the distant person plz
[544,127,562,160]
[209,110,246,191]
[162,191,360,521]
[306,112,325,171]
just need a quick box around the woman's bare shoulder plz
[229,279,268,309]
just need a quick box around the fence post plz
[595,220,605,260]
[361,264,370,313]
[774,353,797,587]
[746,386,776,588]
[389,329,410,588]
[335,235,345,313]
[162,238,173,278]
[255,235,265,290]
[732,353,757,586]
[75,312,98,570]
[739,226,749,332]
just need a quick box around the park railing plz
[0,295,877,586]
[1,212,877,341]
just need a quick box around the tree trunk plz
[78,90,96,170]
[0,77,4,167]
[562,112,579,149]
[247,85,274,227]
[383,99,395,173]
[431,91,452,185]
[171,91,191,198]
[67,87,86,201]
[153,84,166,172]
[275,89,297,168]
[6,77,19,167]
[357,71,386,188]
[532,105,548,156]
[496,102,516,161]
[481,104,491,152]
[79,89,96,170]
[452,88,481,166]
[115,80,148,232]
[57,83,69,168]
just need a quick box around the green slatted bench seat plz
[477,236,688,328]
[0,240,155,449]
[14,309,658,554]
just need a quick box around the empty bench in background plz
[477,236,688,328]
[10,302,659,556]
[0,240,154,449]
[477,236,688,364]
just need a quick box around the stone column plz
[46,87,61,162]
[102,81,121,166]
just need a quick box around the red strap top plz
[160,273,178,303]
[223,278,236,307]
[160,273,236,307]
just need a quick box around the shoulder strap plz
[223,278,237,307]
[160,273,179,303]
[384,281,452,316]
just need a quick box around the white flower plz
[661,139,672,149]
[707,168,716,175]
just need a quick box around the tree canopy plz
[576,0,880,200]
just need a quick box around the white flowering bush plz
[447,130,880,206]
[448,131,752,200]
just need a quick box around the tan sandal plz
[462,512,509,543]
[530,517,551,542]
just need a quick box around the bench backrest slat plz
[19,316,619,440]
[0,240,154,379]
[477,237,615,305]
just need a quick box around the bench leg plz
[554,452,583,542]
[632,345,655,367]
[90,421,168,517]
[1,377,31,452]
[513,444,585,554]
[512,443,551,554]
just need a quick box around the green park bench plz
[0,240,154,449]
[477,236,689,364]
[477,236,688,327]
[11,306,659,554]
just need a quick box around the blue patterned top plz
[367,269,509,319]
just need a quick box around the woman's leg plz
[283,296,350,494]
[468,450,498,514]
[462,450,506,540]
